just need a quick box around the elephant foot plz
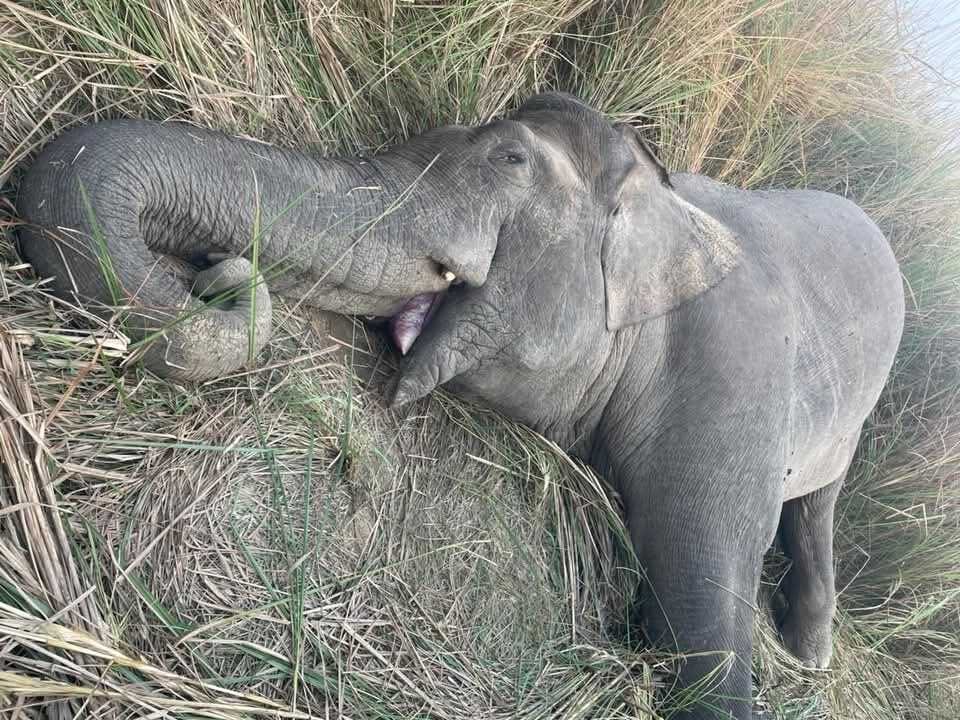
[778,605,834,669]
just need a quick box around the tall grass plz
[1,0,958,718]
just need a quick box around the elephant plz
[16,118,501,380]
[16,93,905,718]
[386,93,905,718]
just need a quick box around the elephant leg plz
[633,516,772,720]
[776,475,843,668]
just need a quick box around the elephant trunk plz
[16,119,476,380]
[136,256,273,381]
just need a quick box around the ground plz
[0,1,959,719]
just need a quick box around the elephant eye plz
[490,141,528,168]
[494,152,526,165]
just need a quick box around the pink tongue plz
[390,293,441,355]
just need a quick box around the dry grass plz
[1,0,959,718]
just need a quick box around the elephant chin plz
[389,291,445,355]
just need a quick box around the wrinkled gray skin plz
[16,94,905,717]
[16,119,504,380]
[390,94,905,719]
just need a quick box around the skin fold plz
[390,93,905,719]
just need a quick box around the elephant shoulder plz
[666,262,798,412]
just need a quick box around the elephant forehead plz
[534,132,587,190]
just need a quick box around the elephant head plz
[390,92,740,432]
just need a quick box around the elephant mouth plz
[389,291,445,355]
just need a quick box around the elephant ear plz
[601,124,741,330]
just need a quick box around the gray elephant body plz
[445,173,901,481]
[390,95,905,719]
[17,96,905,719]
[588,175,902,704]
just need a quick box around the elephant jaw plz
[389,292,444,355]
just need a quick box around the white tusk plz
[441,269,457,283]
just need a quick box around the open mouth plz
[389,292,444,355]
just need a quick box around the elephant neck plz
[577,317,672,485]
